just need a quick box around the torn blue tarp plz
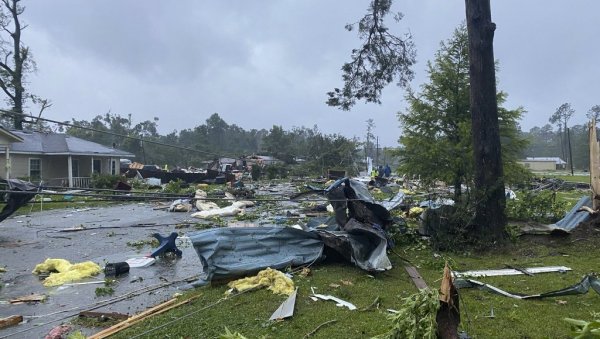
[189,226,324,286]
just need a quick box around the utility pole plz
[375,136,379,166]
[567,127,574,175]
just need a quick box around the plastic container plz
[104,262,130,276]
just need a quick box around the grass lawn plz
[539,173,590,183]
[102,222,600,339]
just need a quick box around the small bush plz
[506,190,567,223]
[91,173,121,189]
[163,179,190,194]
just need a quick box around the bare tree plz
[0,0,37,129]
[465,0,506,242]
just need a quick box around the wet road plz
[0,203,202,338]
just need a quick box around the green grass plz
[543,174,590,183]
[101,232,600,339]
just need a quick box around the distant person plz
[378,165,384,178]
[384,164,391,178]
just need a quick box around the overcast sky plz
[15,0,600,146]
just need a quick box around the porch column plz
[5,146,10,179]
[68,155,73,187]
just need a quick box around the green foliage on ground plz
[506,190,568,223]
[90,173,122,189]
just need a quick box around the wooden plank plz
[89,295,200,339]
[403,264,428,289]
[79,311,129,321]
[0,315,22,329]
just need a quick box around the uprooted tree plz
[0,0,49,130]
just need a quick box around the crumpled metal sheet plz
[325,178,393,230]
[519,196,593,235]
[454,274,600,299]
[550,196,592,231]
[0,179,39,223]
[316,219,392,272]
[188,226,324,286]
[380,191,405,211]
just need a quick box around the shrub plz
[90,173,121,189]
[506,190,567,223]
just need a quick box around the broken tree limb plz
[0,315,22,329]
[88,295,200,339]
[436,264,460,339]
[303,319,337,338]
[576,205,599,215]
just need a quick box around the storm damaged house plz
[0,129,134,187]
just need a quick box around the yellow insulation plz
[227,268,294,296]
[32,258,101,287]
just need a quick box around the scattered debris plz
[0,315,23,330]
[227,268,295,296]
[88,296,200,339]
[453,266,571,278]
[79,311,129,321]
[32,258,101,287]
[44,324,72,339]
[310,293,356,310]
[455,274,600,299]
[150,232,182,258]
[104,262,130,277]
[9,293,46,304]
[269,287,298,321]
[125,257,156,268]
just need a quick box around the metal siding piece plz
[453,266,571,278]
[269,288,298,320]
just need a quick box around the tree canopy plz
[397,25,528,201]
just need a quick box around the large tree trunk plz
[10,0,24,130]
[465,0,506,242]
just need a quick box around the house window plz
[93,159,102,174]
[71,159,80,177]
[29,158,41,180]
[111,159,117,175]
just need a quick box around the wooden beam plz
[88,295,200,339]
[0,315,22,329]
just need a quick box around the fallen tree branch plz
[303,319,337,338]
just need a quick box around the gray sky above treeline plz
[19,0,600,146]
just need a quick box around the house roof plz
[6,130,135,157]
[524,157,566,164]
[0,126,23,143]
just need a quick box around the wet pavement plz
[0,182,327,338]
[0,203,202,338]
